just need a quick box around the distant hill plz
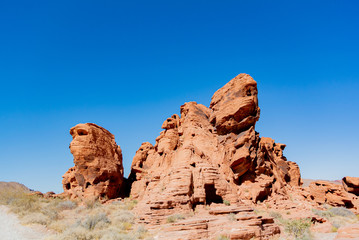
[0,181,30,192]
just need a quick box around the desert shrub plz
[48,220,71,233]
[166,213,185,223]
[216,235,229,240]
[120,222,133,231]
[134,225,148,239]
[284,218,312,239]
[21,212,50,225]
[123,199,138,210]
[312,208,334,218]
[42,207,60,221]
[223,200,230,206]
[99,232,133,240]
[313,206,357,232]
[269,211,283,220]
[329,207,355,218]
[48,225,90,240]
[313,206,355,219]
[85,197,101,209]
[112,210,135,224]
[82,212,110,230]
[227,213,236,221]
[56,200,77,211]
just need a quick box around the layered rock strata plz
[152,204,280,240]
[62,123,124,199]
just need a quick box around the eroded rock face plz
[308,181,356,208]
[343,176,359,196]
[129,74,301,228]
[62,123,123,199]
[209,74,260,135]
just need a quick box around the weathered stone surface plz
[150,204,279,240]
[209,74,260,135]
[62,123,123,199]
[127,74,306,240]
[308,181,355,208]
[335,224,359,239]
[343,176,359,196]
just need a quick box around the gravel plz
[0,206,48,240]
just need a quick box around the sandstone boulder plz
[343,176,359,196]
[62,123,123,199]
[209,74,260,135]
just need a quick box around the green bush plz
[223,200,230,206]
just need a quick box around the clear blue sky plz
[0,0,358,193]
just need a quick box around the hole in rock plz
[205,184,223,205]
[85,182,91,188]
[65,183,71,190]
[256,190,269,202]
[190,163,196,168]
[284,174,291,182]
[192,133,195,137]
[344,201,354,208]
[77,129,88,136]
[246,89,252,96]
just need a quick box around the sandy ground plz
[0,206,49,240]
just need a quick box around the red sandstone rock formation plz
[59,73,359,239]
[128,74,301,233]
[62,123,123,199]
[307,181,359,210]
[343,176,359,196]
